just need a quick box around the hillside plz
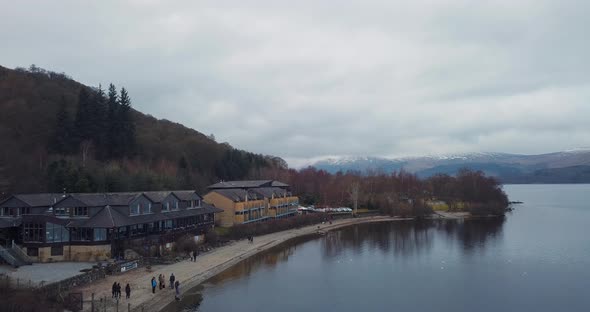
[310,150,590,183]
[0,65,283,194]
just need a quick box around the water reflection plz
[322,218,504,259]
[205,235,314,286]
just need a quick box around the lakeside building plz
[203,180,299,227]
[0,191,222,263]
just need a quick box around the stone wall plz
[25,244,111,262]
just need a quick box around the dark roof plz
[210,189,264,202]
[172,191,202,201]
[0,194,63,208]
[251,187,291,198]
[64,193,140,207]
[142,191,170,203]
[208,180,289,189]
[47,191,202,208]
[69,203,222,228]
[270,181,289,188]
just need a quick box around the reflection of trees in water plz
[207,238,306,285]
[322,221,435,258]
[435,217,505,253]
[322,218,505,259]
[206,219,506,288]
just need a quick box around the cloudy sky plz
[2,0,589,167]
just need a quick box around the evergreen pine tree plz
[106,83,119,158]
[118,87,136,156]
[74,88,92,144]
[177,156,191,188]
[93,84,108,158]
[49,98,72,154]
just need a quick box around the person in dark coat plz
[117,283,122,299]
[174,281,180,300]
[125,283,131,299]
[112,282,117,298]
[169,273,175,289]
[192,250,197,262]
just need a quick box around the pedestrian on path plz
[116,283,122,299]
[192,250,197,262]
[174,281,180,301]
[151,277,157,294]
[112,282,117,298]
[125,283,131,299]
[162,274,166,289]
[158,274,163,290]
[169,273,175,289]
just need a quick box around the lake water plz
[192,184,590,312]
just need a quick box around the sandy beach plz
[75,215,418,312]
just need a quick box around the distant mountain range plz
[308,149,590,183]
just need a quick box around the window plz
[23,223,44,242]
[22,207,31,215]
[163,220,174,229]
[71,227,93,241]
[94,228,107,241]
[46,223,69,243]
[143,203,152,214]
[163,202,170,211]
[1,207,9,216]
[27,247,39,257]
[118,226,128,238]
[51,246,63,256]
[74,207,88,217]
[54,207,68,216]
[173,201,179,210]
[130,203,140,215]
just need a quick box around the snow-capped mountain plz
[308,149,590,183]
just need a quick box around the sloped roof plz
[172,190,202,201]
[0,193,63,208]
[68,203,222,228]
[142,191,170,203]
[251,187,291,198]
[210,189,264,202]
[208,180,290,189]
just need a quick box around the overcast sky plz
[2,0,589,167]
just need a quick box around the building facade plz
[0,191,222,263]
[203,180,299,227]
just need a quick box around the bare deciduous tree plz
[80,140,93,168]
[349,181,360,215]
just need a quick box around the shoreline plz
[75,214,461,312]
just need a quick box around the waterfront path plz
[76,215,413,312]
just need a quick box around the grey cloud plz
[2,0,590,167]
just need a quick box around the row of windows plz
[131,200,202,216]
[22,215,213,243]
[54,207,88,217]
[1,207,32,217]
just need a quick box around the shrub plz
[173,234,198,254]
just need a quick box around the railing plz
[11,241,33,264]
[0,245,19,267]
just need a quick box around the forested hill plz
[0,65,284,194]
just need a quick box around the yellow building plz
[251,187,299,219]
[203,180,299,227]
[203,189,270,227]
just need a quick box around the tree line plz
[50,83,135,161]
[261,167,510,216]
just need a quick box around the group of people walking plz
[151,273,181,300]
[111,282,131,299]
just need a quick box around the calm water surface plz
[192,184,590,312]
